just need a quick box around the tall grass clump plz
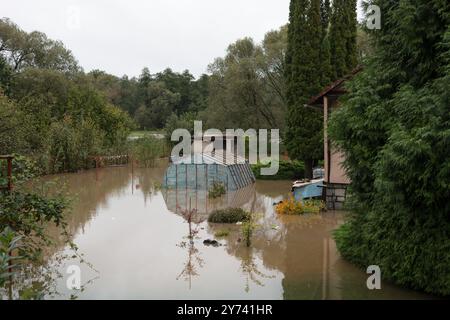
[129,136,168,167]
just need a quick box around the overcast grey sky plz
[1,0,364,78]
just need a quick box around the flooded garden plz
[3,160,432,300]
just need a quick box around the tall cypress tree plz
[329,0,358,79]
[319,0,333,85]
[285,0,324,179]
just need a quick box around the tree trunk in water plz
[304,159,313,180]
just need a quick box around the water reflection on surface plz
[28,161,432,299]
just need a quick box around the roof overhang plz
[308,66,363,107]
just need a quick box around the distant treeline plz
[86,26,290,135]
[0,15,370,174]
[0,18,134,173]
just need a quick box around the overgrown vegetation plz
[252,160,305,180]
[0,156,81,299]
[129,136,168,168]
[241,219,258,248]
[275,196,324,215]
[208,182,226,199]
[203,27,287,132]
[0,227,22,288]
[0,18,134,174]
[329,0,450,296]
[208,208,250,224]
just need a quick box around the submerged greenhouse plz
[163,153,255,191]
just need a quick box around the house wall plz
[329,148,350,184]
[323,96,349,210]
[323,96,350,185]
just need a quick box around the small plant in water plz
[178,199,200,240]
[208,208,250,223]
[241,220,259,247]
[208,182,226,199]
[214,229,230,238]
[275,196,324,215]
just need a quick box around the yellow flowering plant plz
[275,196,324,215]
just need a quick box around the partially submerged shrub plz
[208,208,250,223]
[129,136,167,168]
[45,117,104,173]
[275,196,323,215]
[252,160,305,180]
[0,154,41,189]
[208,182,226,199]
[241,220,257,247]
[0,227,23,288]
[303,199,325,213]
[214,229,230,237]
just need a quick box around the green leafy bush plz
[208,208,250,223]
[252,160,304,180]
[0,154,42,190]
[45,117,104,173]
[328,0,450,296]
[0,227,23,288]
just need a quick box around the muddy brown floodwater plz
[23,160,433,299]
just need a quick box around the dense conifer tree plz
[330,0,450,295]
[286,0,344,178]
[285,0,325,178]
[329,0,358,78]
[319,0,333,85]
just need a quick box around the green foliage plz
[329,0,450,296]
[0,190,67,264]
[205,26,287,131]
[164,112,198,144]
[208,182,226,199]
[329,0,358,79]
[134,81,180,130]
[0,155,40,190]
[285,0,357,178]
[155,68,208,115]
[0,18,79,73]
[241,221,260,248]
[252,160,305,180]
[0,93,29,154]
[356,25,374,62]
[0,227,23,288]
[129,136,167,168]
[214,229,230,238]
[86,67,209,131]
[0,55,11,92]
[208,208,250,224]
[0,19,134,174]
[0,65,134,174]
[45,117,104,173]
[241,211,259,247]
[285,0,329,178]
[275,197,324,215]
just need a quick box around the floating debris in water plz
[203,239,220,247]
